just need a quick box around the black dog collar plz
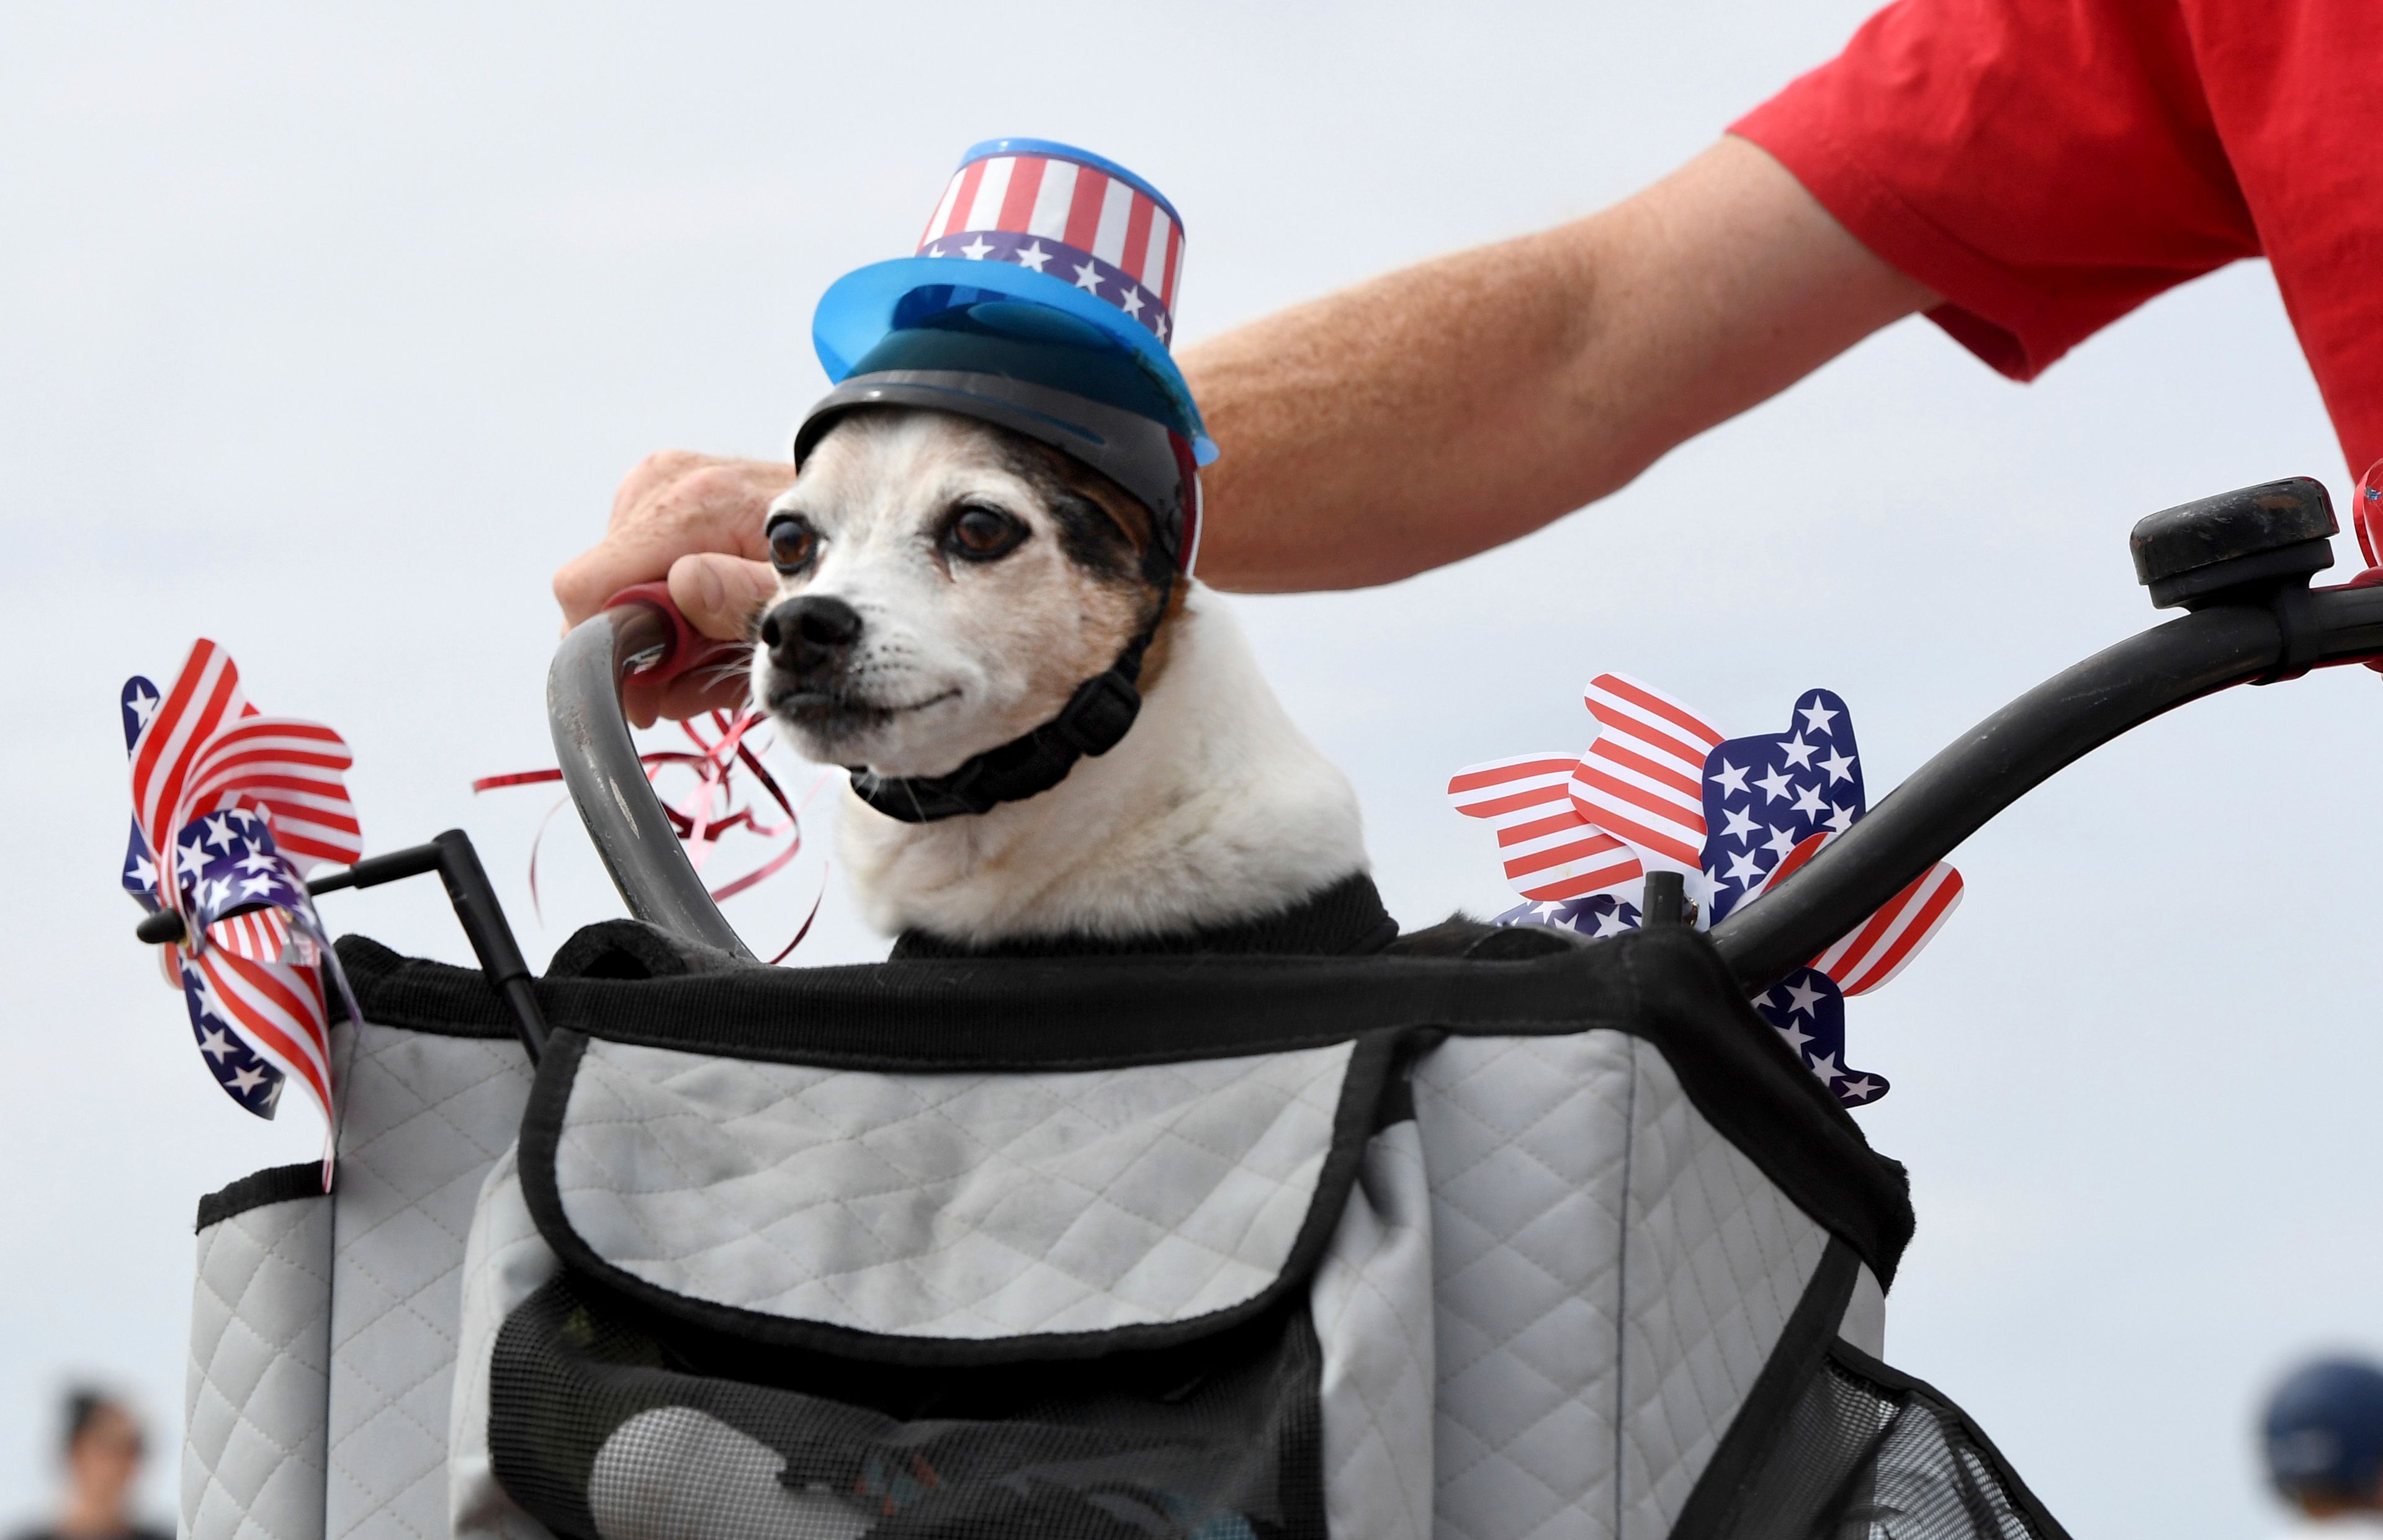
[845,583,1168,823]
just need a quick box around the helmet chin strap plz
[846,577,1172,823]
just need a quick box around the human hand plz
[552,450,799,725]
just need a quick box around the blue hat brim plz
[814,255,1216,465]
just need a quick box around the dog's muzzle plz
[841,618,1158,823]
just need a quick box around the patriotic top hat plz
[803,140,1213,568]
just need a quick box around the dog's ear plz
[1000,437,1174,593]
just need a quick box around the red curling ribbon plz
[475,588,827,962]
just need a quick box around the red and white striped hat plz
[811,138,1213,464]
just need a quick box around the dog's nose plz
[760,595,864,676]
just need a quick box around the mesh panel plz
[489,1270,1322,1540]
[1721,1349,2069,1540]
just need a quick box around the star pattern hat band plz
[917,149,1185,347]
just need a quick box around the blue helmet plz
[2263,1358,2383,1508]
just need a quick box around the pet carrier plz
[177,478,2381,1540]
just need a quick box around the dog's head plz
[752,407,1175,779]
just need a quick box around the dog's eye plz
[766,515,819,573]
[945,505,1027,562]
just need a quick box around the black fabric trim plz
[888,871,1398,961]
[333,936,521,1037]
[1670,1240,1862,1540]
[194,1162,328,1232]
[1823,1340,2076,1540]
[1381,914,1586,959]
[544,918,750,980]
[516,1026,1399,1367]
[1609,938,1913,1287]
[346,925,1913,1284]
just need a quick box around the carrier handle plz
[549,592,758,962]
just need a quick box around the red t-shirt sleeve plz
[1731,0,2261,381]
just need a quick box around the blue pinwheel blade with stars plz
[1750,966,1888,1107]
[173,808,312,964]
[178,959,288,1117]
[1700,688,1864,924]
[120,677,162,913]
[1490,892,1645,941]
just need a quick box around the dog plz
[749,406,1370,949]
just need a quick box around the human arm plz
[1181,135,1936,591]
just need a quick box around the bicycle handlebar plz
[547,478,2383,991]
[1707,580,2383,988]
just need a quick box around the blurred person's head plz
[56,1388,146,1534]
[2265,1358,2383,1518]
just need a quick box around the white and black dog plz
[750,401,1371,951]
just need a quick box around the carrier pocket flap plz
[518,1029,1391,1360]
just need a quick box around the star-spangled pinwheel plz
[120,640,364,1165]
[1448,674,1963,1106]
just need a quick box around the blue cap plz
[2264,1358,2383,1507]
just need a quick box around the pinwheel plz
[1448,674,1965,1105]
[120,640,362,1167]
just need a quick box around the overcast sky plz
[3,4,2373,1536]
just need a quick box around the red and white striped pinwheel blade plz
[1752,831,1964,995]
[1815,861,1963,994]
[129,639,254,882]
[1569,673,1724,875]
[204,907,306,967]
[190,947,334,1126]
[179,715,362,871]
[1449,753,1644,902]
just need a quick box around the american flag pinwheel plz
[1448,674,1963,1106]
[120,640,363,1165]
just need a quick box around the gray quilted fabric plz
[552,1039,1353,1337]
[1841,1264,1886,1359]
[1414,1032,1830,1540]
[1418,1033,1633,1540]
[185,1185,334,1540]
[202,1013,1864,1540]
[325,1024,534,1540]
[449,1148,559,1540]
[1313,1119,1436,1540]
[1615,1036,1828,1540]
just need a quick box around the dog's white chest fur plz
[836,585,1366,943]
